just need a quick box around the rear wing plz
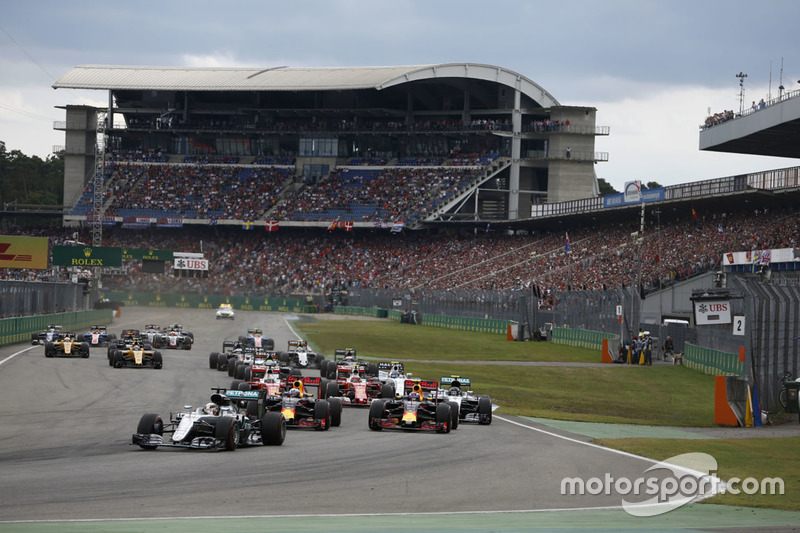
[404,379,439,393]
[89,325,106,331]
[224,389,261,401]
[440,376,471,388]
[288,340,308,351]
[379,361,405,375]
[334,348,357,358]
[287,376,323,396]
[222,340,236,350]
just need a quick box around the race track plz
[0,307,686,523]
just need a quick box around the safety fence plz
[333,306,388,318]
[101,291,310,313]
[550,327,618,351]
[0,309,112,346]
[683,343,744,377]
[333,305,511,335]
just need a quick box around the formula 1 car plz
[160,324,194,350]
[324,358,391,406]
[259,377,342,430]
[111,339,163,369]
[368,379,453,433]
[132,388,286,451]
[239,328,274,350]
[82,325,115,347]
[216,303,235,320]
[107,329,144,364]
[438,376,493,425]
[44,332,91,358]
[232,351,299,393]
[141,324,163,347]
[32,324,62,345]
[377,361,410,396]
[320,348,377,380]
[278,340,325,370]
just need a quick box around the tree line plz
[0,142,64,208]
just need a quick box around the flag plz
[265,220,279,232]
[242,221,254,230]
[391,221,405,233]
[328,221,339,231]
[565,232,570,253]
[344,221,353,232]
[486,223,491,233]
[691,205,698,218]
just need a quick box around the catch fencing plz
[0,280,91,318]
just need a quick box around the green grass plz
[593,437,800,511]
[295,320,598,362]
[295,319,716,426]
[296,317,800,511]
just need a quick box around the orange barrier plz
[714,375,739,426]
[507,324,514,341]
[601,338,614,363]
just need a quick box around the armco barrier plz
[684,343,744,376]
[333,306,388,318]
[333,306,510,335]
[101,292,306,313]
[421,314,510,335]
[0,309,113,347]
[550,327,617,351]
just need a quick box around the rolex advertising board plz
[52,246,123,267]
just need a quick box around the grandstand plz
[52,63,607,229]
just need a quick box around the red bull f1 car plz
[368,379,453,433]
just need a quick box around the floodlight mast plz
[736,72,748,114]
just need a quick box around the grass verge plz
[594,437,800,511]
[295,318,715,426]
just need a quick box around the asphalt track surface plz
[1,307,799,532]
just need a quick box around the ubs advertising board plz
[693,299,731,325]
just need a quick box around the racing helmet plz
[289,388,301,398]
[449,387,461,397]
[389,371,400,378]
[204,402,220,415]
[408,391,420,401]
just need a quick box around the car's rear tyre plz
[319,359,330,378]
[215,418,239,451]
[478,396,492,425]
[369,400,385,431]
[436,403,452,433]
[45,342,54,358]
[228,360,237,377]
[209,352,219,369]
[217,355,227,372]
[246,398,259,418]
[314,400,331,431]
[329,397,343,427]
[327,381,340,399]
[153,352,163,369]
[260,412,286,445]
[243,366,252,382]
[366,362,378,377]
[114,350,124,368]
[380,383,395,399]
[136,413,163,450]
[230,379,243,390]
[81,342,91,358]
[447,401,460,430]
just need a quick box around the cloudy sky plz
[2,0,798,192]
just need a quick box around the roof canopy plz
[53,63,559,107]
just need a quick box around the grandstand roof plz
[52,63,560,107]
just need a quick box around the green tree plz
[0,143,63,206]
[596,177,618,195]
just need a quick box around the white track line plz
[0,345,37,367]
